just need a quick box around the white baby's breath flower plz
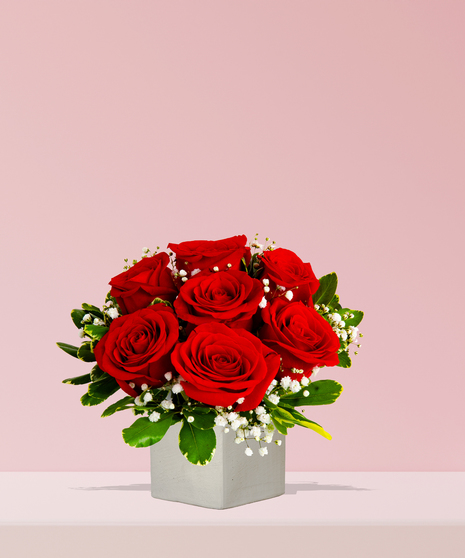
[141,384,148,391]
[134,396,143,406]
[172,383,184,394]
[149,411,160,422]
[231,419,242,431]
[82,314,92,323]
[250,426,261,438]
[264,434,273,443]
[340,330,348,341]
[128,382,136,389]
[268,393,280,405]
[303,390,310,397]
[213,266,219,272]
[164,372,172,381]
[179,269,187,277]
[259,297,267,309]
[235,437,245,444]
[161,400,172,410]
[284,290,293,301]
[275,439,282,446]
[93,318,105,326]
[257,413,271,425]
[262,278,269,286]
[264,286,270,293]
[143,392,153,403]
[332,313,342,323]
[259,447,268,457]
[215,415,228,427]
[301,376,310,387]
[245,447,253,456]
[78,328,85,338]
[187,416,194,423]
[255,406,265,415]
[105,307,119,320]
[236,397,245,404]
[226,412,238,422]
[191,268,201,276]
[280,376,292,389]
[290,380,301,393]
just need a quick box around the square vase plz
[150,423,286,509]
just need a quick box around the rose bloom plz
[168,235,251,278]
[259,298,340,380]
[171,323,280,411]
[109,252,177,314]
[259,248,319,304]
[174,270,263,331]
[94,305,179,397]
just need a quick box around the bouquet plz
[58,235,363,465]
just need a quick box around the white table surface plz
[1,472,464,526]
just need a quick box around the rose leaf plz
[83,324,109,341]
[182,409,216,430]
[179,420,216,466]
[87,375,120,403]
[279,407,332,440]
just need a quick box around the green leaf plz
[80,392,104,406]
[87,375,119,403]
[56,342,79,359]
[182,409,216,430]
[280,407,332,440]
[122,415,173,448]
[148,297,174,309]
[330,294,341,310]
[90,364,106,382]
[313,273,338,305]
[84,324,109,340]
[338,351,352,368]
[101,396,134,417]
[81,303,104,319]
[271,408,295,435]
[71,309,87,328]
[179,420,216,465]
[62,373,92,385]
[77,342,96,362]
[280,380,343,407]
[339,309,364,327]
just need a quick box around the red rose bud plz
[93,305,179,397]
[259,248,319,304]
[171,323,280,411]
[174,270,263,331]
[109,252,177,314]
[167,235,251,278]
[259,298,340,380]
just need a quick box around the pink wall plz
[1,1,464,472]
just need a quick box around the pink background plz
[1,1,464,472]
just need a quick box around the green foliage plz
[280,380,343,407]
[179,420,216,465]
[90,365,106,382]
[88,375,119,400]
[337,351,352,368]
[101,396,134,417]
[340,309,364,327]
[149,298,174,309]
[84,324,109,340]
[77,342,96,362]
[62,373,92,385]
[313,273,338,305]
[56,342,79,359]
[182,408,216,430]
[122,414,173,448]
[81,303,104,319]
[71,309,87,328]
[281,407,332,440]
[271,407,296,435]
[329,294,341,311]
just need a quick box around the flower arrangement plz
[58,235,363,465]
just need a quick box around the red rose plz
[174,270,264,331]
[171,323,280,411]
[259,298,340,380]
[94,305,179,397]
[167,235,251,278]
[259,248,319,304]
[109,252,177,314]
